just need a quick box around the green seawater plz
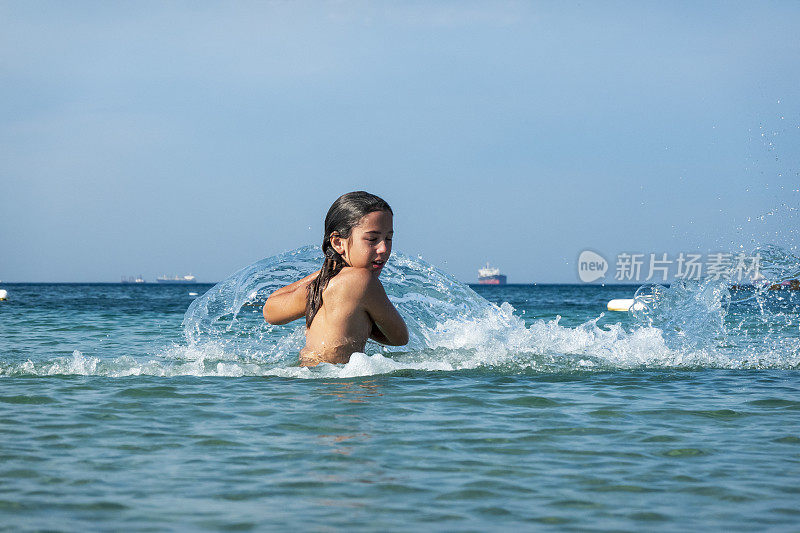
[0,283,798,531]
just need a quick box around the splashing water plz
[181,245,494,352]
[175,245,800,378]
[3,246,797,379]
[178,246,501,377]
[630,244,800,368]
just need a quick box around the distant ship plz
[478,263,507,285]
[768,279,800,291]
[730,278,799,291]
[156,274,197,284]
[121,275,146,284]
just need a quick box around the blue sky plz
[1,1,798,283]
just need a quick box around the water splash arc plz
[181,246,496,359]
[2,246,798,379]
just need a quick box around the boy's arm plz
[363,276,409,346]
[369,321,392,344]
[263,271,320,325]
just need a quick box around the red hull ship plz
[478,263,507,285]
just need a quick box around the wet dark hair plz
[306,191,393,328]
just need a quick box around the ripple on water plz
[0,395,57,404]
[214,490,265,502]
[549,499,603,509]
[772,435,800,444]
[592,483,657,493]
[499,395,561,407]
[2,468,40,479]
[435,489,498,501]
[746,398,800,409]
[195,438,244,447]
[662,448,709,457]
[59,501,129,512]
[588,408,627,418]
[688,409,749,420]
[635,408,749,420]
[476,506,513,517]
[115,386,185,398]
[629,511,670,522]
[772,507,800,516]
[641,434,680,443]
[435,394,492,407]
[464,479,536,495]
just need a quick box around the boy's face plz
[332,210,393,275]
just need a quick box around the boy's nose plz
[376,241,388,254]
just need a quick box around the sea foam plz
[2,246,798,378]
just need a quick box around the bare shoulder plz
[327,268,381,298]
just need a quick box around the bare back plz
[300,268,374,366]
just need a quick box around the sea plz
[1,247,799,531]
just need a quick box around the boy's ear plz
[330,232,345,255]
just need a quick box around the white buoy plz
[188,292,198,297]
[0,289,7,301]
[607,298,645,312]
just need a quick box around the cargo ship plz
[478,263,507,285]
[156,274,197,284]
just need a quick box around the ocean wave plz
[3,245,798,378]
[2,309,797,378]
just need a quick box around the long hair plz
[306,191,392,328]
